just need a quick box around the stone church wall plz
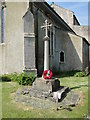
[73,25,90,61]
[54,29,83,71]
[0,2,5,74]
[0,1,1,42]
[83,40,89,69]
[0,45,5,74]
[0,2,89,75]
[73,25,89,43]
[51,4,74,28]
[0,2,28,74]
[37,10,45,75]
[24,11,35,69]
[35,5,88,74]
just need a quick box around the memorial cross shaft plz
[41,20,52,71]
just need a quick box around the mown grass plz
[1,74,89,119]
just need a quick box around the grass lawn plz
[1,75,88,118]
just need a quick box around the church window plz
[59,51,65,63]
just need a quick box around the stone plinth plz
[16,77,69,103]
[32,77,60,93]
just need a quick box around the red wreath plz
[43,70,53,79]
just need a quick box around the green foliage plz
[0,74,11,82]
[74,72,86,77]
[10,73,18,81]
[0,72,36,85]
[0,73,18,82]
[17,73,36,85]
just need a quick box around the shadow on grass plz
[53,70,80,78]
[70,84,88,90]
[59,107,72,111]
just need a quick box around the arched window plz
[59,51,65,63]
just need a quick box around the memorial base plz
[32,77,60,92]
[29,77,69,101]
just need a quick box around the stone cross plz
[41,20,52,71]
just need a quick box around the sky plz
[47,2,88,26]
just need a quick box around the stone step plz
[49,86,70,102]
[18,78,70,103]
[59,91,80,107]
[58,86,70,101]
[29,86,69,103]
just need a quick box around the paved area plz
[15,88,80,109]
[59,91,80,107]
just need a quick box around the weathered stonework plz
[0,1,1,42]
[32,77,60,92]
[51,3,90,65]
[0,2,89,75]
[51,3,74,28]
[73,26,89,43]
[16,77,69,103]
